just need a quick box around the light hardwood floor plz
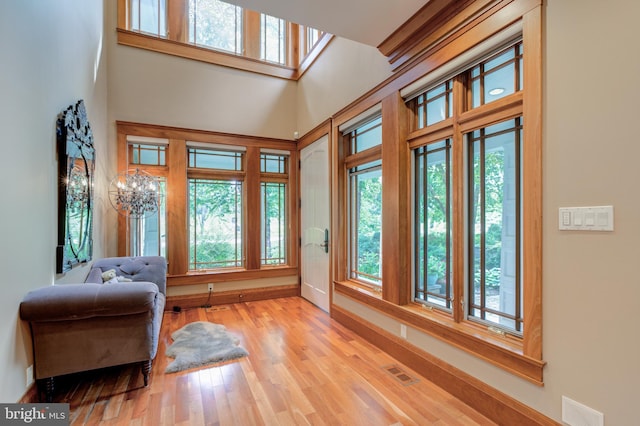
[50,297,496,425]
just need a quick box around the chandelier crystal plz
[108,168,161,218]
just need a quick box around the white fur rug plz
[165,321,248,373]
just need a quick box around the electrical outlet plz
[208,283,214,292]
[26,365,34,387]
[400,324,407,339]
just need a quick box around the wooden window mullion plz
[244,10,261,60]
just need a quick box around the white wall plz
[296,37,393,135]
[105,1,297,142]
[0,0,108,402]
[308,0,640,423]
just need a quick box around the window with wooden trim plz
[188,0,243,55]
[124,137,168,257]
[468,118,523,332]
[129,0,167,37]
[187,146,245,270]
[333,4,543,384]
[118,0,331,78]
[129,178,167,257]
[117,124,297,279]
[414,139,453,310]
[344,116,383,288]
[260,152,288,265]
[261,14,286,65]
[408,42,525,336]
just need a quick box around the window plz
[188,178,243,269]
[468,118,522,332]
[130,0,167,37]
[187,147,245,270]
[260,153,288,265]
[130,179,166,257]
[344,115,383,288]
[349,161,382,286]
[334,22,543,382]
[123,137,168,257]
[117,123,297,280]
[470,42,523,108]
[304,27,322,56]
[411,80,453,129]
[405,42,525,336]
[261,14,286,65]
[414,140,452,310]
[118,0,332,79]
[130,144,166,166]
[189,0,243,54]
[350,116,382,154]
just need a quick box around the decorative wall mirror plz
[56,100,95,273]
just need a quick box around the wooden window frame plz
[116,121,299,285]
[117,0,333,80]
[259,152,289,266]
[333,1,543,384]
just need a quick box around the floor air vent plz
[382,364,420,386]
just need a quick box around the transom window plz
[129,0,167,37]
[261,14,286,64]
[470,42,523,107]
[411,80,453,128]
[349,116,382,154]
[188,0,243,55]
[188,148,243,170]
[119,0,330,76]
[130,144,166,166]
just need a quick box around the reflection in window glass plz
[188,0,242,54]
[470,42,522,108]
[130,179,166,257]
[349,161,382,286]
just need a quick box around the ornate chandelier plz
[108,168,161,218]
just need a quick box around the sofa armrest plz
[20,282,160,322]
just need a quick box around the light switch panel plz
[558,206,614,231]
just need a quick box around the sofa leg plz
[141,360,152,386]
[42,377,54,403]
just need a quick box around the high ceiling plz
[226,0,431,47]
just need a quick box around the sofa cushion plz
[20,282,160,322]
[90,256,166,294]
[85,267,103,284]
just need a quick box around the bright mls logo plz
[1,404,69,425]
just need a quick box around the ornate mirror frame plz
[56,100,95,273]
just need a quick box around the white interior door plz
[300,135,330,312]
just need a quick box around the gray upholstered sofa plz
[19,256,166,402]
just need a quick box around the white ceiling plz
[227,0,431,47]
